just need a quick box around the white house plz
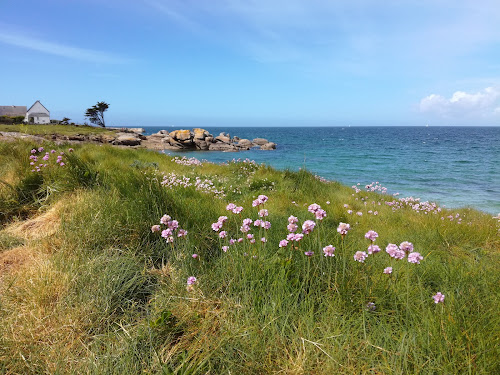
[24,100,50,124]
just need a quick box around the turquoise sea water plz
[141,126,499,214]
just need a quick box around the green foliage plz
[84,101,109,127]
[0,141,498,374]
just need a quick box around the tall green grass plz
[0,141,498,374]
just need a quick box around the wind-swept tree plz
[61,117,71,125]
[84,101,109,127]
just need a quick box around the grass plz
[0,139,498,374]
[0,123,117,136]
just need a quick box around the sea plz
[139,126,500,215]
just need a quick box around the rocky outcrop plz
[142,128,276,152]
[0,127,276,152]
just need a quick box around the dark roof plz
[0,106,27,116]
[28,112,50,117]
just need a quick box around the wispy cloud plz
[0,31,133,64]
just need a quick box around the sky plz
[0,0,499,127]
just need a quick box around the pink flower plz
[31,149,37,154]
[212,222,223,231]
[68,148,74,152]
[59,162,65,166]
[229,238,236,245]
[242,218,253,226]
[263,221,271,229]
[151,225,161,233]
[315,209,327,220]
[302,220,316,234]
[160,215,171,225]
[222,246,229,252]
[279,239,289,247]
[237,238,244,243]
[217,216,228,223]
[192,254,198,258]
[38,147,44,152]
[385,244,398,257]
[42,154,49,161]
[252,199,261,207]
[177,229,187,237]
[343,204,349,208]
[337,222,351,235]
[253,219,262,227]
[354,251,368,262]
[383,267,392,274]
[287,223,298,232]
[187,276,197,285]
[365,230,378,242]
[408,252,423,264]
[240,225,250,233]
[356,211,363,216]
[286,233,295,241]
[258,209,269,217]
[161,229,173,238]
[166,236,174,243]
[304,251,314,256]
[293,233,304,242]
[219,231,228,238]
[233,206,243,214]
[168,220,179,230]
[323,245,335,257]
[288,215,298,224]
[308,203,321,213]
[226,203,236,211]
[247,234,254,240]
[258,194,268,203]
[432,292,445,304]
[249,239,256,244]
[347,210,353,214]
[367,244,381,254]
[261,237,267,243]
[399,241,414,252]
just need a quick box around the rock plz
[128,128,145,134]
[260,142,276,150]
[233,136,240,141]
[238,139,253,147]
[193,128,210,140]
[194,140,210,150]
[67,134,85,141]
[169,129,193,142]
[215,135,231,143]
[161,136,171,143]
[208,143,238,152]
[113,134,141,146]
[253,138,269,146]
[205,136,214,143]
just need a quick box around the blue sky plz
[1,0,499,127]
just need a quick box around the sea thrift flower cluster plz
[337,222,351,236]
[152,214,188,243]
[29,148,68,172]
[161,173,226,197]
[308,203,327,220]
[364,181,388,193]
[433,292,445,304]
[172,156,203,166]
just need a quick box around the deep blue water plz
[140,126,499,214]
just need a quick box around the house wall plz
[25,101,50,124]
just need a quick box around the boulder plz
[169,129,193,142]
[194,140,210,150]
[253,138,269,146]
[193,128,210,140]
[260,142,276,150]
[215,135,231,143]
[205,136,214,143]
[208,143,238,152]
[113,134,141,146]
[128,128,145,134]
[238,139,253,147]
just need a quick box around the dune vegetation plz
[0,140,498,374]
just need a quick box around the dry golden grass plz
[5,201,62,241]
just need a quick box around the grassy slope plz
[0,140,498,374]
[0,124,116,136]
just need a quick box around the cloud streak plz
[0,31,133,64]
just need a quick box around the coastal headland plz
[0,125,277,152]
